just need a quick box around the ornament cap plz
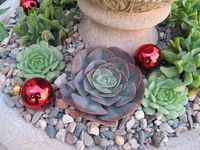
[14,84,23,96]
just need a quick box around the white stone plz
[54,73,67,88]
[115,135,125,146]
[62,114,74,124]
[76,140,85,150]
[36,119,47,129]
[135,110,145,121]
[88,122,99,136]
[126,117,136,131]
[129,138,139,149]
[154,120,162,126]
[55,129,67,143]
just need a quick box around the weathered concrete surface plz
[0,92,75,150]
[1,90,200,150]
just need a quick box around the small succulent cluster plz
[162,27,200,88]
[16,41,65,81]
[60,47,145,124]
[142,69,188,121]
[167,0,200,31]
[13,0,77,46]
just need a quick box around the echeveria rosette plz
[16,41,65,81]
[142,71,188,121]
[162,27,200,88]
[60,47,145,125]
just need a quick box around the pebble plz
[192,103,200,110]
[88,122,99,136]
[0,73,6,88]
[62,114,74,124]
[135,110,145,120]
[3,94,15,108]
[126,117,136,131]
[129,138,139,149]
[119,116,130,129]
[1,66,10,75]
[154,120,162,126]
[138,130,146,144]
[187,110,194,129]
[159,123,175,133]
[55,120,65,130]
[93,135,102,145]
[179,113,188,123]
[54,73,67,88]
[102,130,115,140]
[48,107,59,118]
[74,123,87,137]
[83,132,94,147]
[49,118,58,126]
[115,129,126,136]
[36,119,47,129]
[66,134,78,145]
[31,111,43,124]
[68,122,77,133]
[195,112,200,123]
[45,125,56,138]
[107,145,119,150]
[123,143,131,150]
[152,131,168,147]
[140,119,147,129]
[100,138,114,147]
[115,135,125,146]
[21,111,32,123]
[76,140,85,150]
[55,129,67,143]
[55,99,69,109]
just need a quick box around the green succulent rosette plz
[16,41,65,81]
[142,70,188,121]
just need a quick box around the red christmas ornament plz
[134,44,161,70]
[20,0,40,15]
[20,78,54,110]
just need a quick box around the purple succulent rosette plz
[60,47,145,125]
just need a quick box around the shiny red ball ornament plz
[134,44,161,70]
[20,0,40,15]
[20,78,54,110]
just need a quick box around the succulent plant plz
[162,27,200,88]
[60,47,145,125]
[0,7,10,42]
[167,0,200,31]
[16,41,65,81]
[142,70,188,121]
[13,0,77,46]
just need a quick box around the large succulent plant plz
[16,41,65,81]
[142,70,188,121]
[162,27,200,88]
[60,47,145,125]
[167,0,200,31]
[13,0,77,46]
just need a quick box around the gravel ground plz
[0,12,200,150]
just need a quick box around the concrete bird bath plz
[78,0,172,55]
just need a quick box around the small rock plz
[54,73,67,88]
[93,135,101,145]
[32,111,43,124]
[195,112,200,123]
[192,103,200,111]
[66,134,78,145]
[49,107,59,118]
[100,138,114,147]
[75,123,87,137]
[88,122,99,136]
[49,118,58,126]
[154,120,162,126]
[129,138,139,149]
[140,119,147,129]
[156,113,163,120]
[138,130,146,144]
[62,114,74,124]
[115,129,126,136]
[159,123,175,133]
[45,125,56,138]
[107,145,118,150]
[68,122,77,133]
[67,48,75,53]
[179,113,188,123]
[119,116,130,129]
[3,94,15,108]
[153,131,168,147]
[187,110,194,129]
[55,129,67,143]
[102,130,115,140]
[135,110,145,120]
[55,99,68,109]
[0,73,6,87]
[76,140,85,150]
[36,119,47,129]
[1,66,10,75]
[55,120,64,130]
[115,135,125,146]
[123,143,131,150]
[83,132,94,146]
[126,117,136,131]
[9,19,17,24]
[21,111,32,123]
